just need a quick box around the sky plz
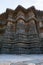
[0,0,43,13]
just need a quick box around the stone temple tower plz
[0,5,43,54]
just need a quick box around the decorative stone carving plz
[17,11,25,20]
[0,5,43,54]
[16,19,25,34]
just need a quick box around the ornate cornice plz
[0,5,43,22]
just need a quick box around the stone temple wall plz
[0,5,43,54]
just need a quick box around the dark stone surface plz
[0,6,43,54]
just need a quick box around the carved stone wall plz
[0,5,43,54]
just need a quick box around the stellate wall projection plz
[0,5,43,54]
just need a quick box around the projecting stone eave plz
[0,5,36,15]
[0,12,7,21]
[0,5,43,20]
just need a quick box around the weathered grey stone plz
[0,6,43,54]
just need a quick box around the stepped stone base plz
[0,42,42,54]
